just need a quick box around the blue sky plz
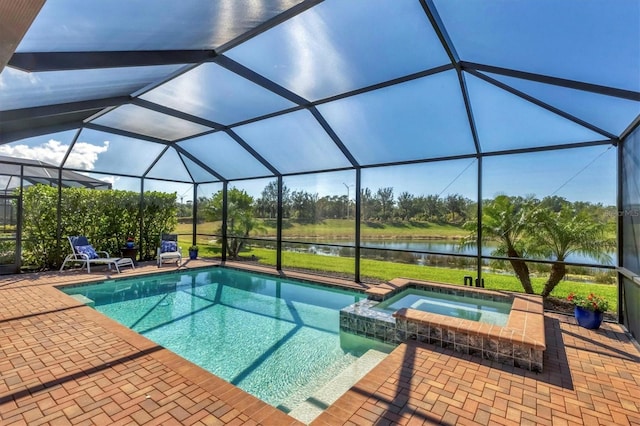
[0,0,636,206]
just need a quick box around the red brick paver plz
[1,261,639,425]
[312,314,640,426]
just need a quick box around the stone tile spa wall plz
[340,279,546,372]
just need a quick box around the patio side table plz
[120,247,138,264]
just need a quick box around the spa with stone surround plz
[340,278,546,372]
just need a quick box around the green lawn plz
[178,219,467,240]
[182,217,616,241]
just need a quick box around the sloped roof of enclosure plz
[0,155,111,193]
[0,0,639,184]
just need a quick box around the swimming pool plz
[374,288,512,326]
[59,267,393,418]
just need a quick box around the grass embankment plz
[181,217,617,240]
[179,219,467,240]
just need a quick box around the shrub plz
[21,185,177,268]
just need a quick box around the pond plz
[273,238,616,265]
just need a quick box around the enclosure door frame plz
[0,193,22,274]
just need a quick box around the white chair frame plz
[60,236,135,273]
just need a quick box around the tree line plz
[193,181,476,225]
[192,181,615,228]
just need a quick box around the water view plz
[275,238,616,265]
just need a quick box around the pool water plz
[374,289,512,326]
[60,268,393,412]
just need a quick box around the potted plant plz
[126,236,135,248]
[188,245,198,260]
[567,292,609,329]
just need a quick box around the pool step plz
[69,294,95,308]
[288,349,388,424]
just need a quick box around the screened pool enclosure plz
[0,0,639,335]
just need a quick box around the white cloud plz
[0,139,109,170]
[0,68,43,109]
[285,10,352,98]
[96,175,119,186]
[0,67,40,90]
[66,141,109,169]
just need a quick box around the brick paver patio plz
[1,262,638,425]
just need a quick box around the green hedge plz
[22,185,177,268]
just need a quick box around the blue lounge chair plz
[157,233,182,267]
[60,236,135,273]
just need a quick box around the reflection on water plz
[60,268,391,411]
[374,289,512,326]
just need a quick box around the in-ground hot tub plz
[340,278,546,371]
[373,287,513,326]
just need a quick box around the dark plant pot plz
[126,242,134,248]
[189,250,198,260]
[574,306,604,329]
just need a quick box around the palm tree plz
[464,195,614,297]
[463,195,537,294]
[529,206,614,297]
[224,198,257,258]
[203,188,263,259]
